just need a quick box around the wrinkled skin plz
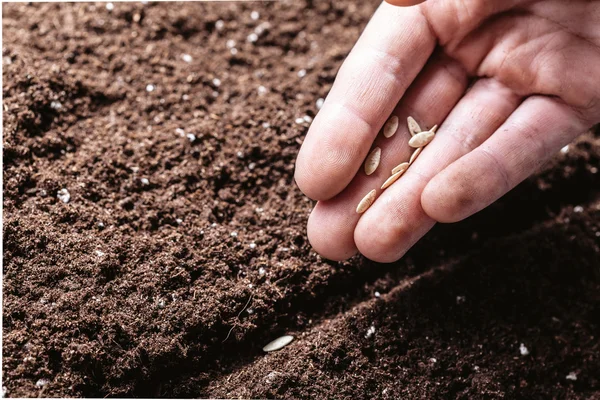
[295,0,600,262]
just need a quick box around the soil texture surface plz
[3,1,600,398]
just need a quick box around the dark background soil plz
[2,1,599,398]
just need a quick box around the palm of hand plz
[294,0,600,262]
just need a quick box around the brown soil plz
[3,2,600,398]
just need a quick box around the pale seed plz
[356,189,377,214]
[263,335,294,352]
[409,147,422,164]
[383,115,399,138]
[364,147,381,175]
[391,161,409,175]
[381,169,406,190]
[407,116,421,136]
[408,125,437,148]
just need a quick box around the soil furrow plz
[205,209,600,399]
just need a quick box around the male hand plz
[295,0,600,262]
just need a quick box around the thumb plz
[385,0,427,6]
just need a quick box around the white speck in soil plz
[316,98,325,109]
[157,299,165,308]
[254,22,269,35]
[35,379,49,388]
[473,365,480,372]
[258,267,266,276]
[246,308,254,314]
[3,56,12,65]
[186,133,196,142]
[249,243,257,249]
[2,386,7,397]
[374,291,381,298]
[97,221,104,228]
[182,94,189,101]
[211,222,218,227]
[561,145,569,154]
[519,343,529,356]
[226,39,236,49]
[57,188,70,203]
[297,69,307,78]
[50,101,62,110]
[255,207,263,213]
[265,371,278,383]
[574,205,584,213]
[566,371,578,381]
[295,117,305,124]
[248,283,253,289]
[212,78,221,87]
[262,122,270,128]
[591,166,598,174]
[247,33,258,43]
[215,20,224,30]
[248,162,256,170]
[212,91,219,97]
[250,10,260,20]
[257,85,268,95]
[140,178,149,185]
[365,325,376,339]
[429,358,437,363]
[175,128,185,136]
[237,151,244,159]
[230,48,238,55]
[105,2,114,11]
[181,54,192,63]
[303,115,313,123]
[176,218,183,225]
[145,84,155,92]
[456,295,466,304]
[95,250,105,257]
[231,231,238,237]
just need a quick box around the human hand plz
[294,0,600,262]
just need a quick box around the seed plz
[263,335,294,352]
[381,169,406,189]
[407,116,421,136]
[409,147,422,164]
[391,162,409,175]
[364,147,381,175]
[408,125,437,148]
[356,189,377,214]
[383,115,399,138]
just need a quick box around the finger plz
[386,0,427,6]
[421,96,589,223]
[354,78,522,262]
[307,53,468,261]
[295,1,437,201]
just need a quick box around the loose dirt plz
[3,1,600,398]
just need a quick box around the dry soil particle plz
[3,1,600,398]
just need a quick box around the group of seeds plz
[356,116,438,214]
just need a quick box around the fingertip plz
[306,202,358,261]
[293,148,337,201]
[354,206,412,263]
[421,176,463,223]
[421,166,480,223]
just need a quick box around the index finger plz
[294,2,436,201]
